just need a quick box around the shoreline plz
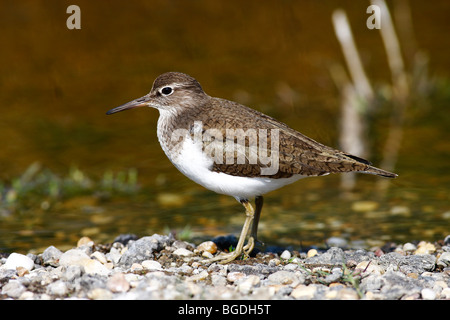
[1,234,449,300]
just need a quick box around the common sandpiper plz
[106,72,397,264]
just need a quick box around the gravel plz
[1,234,449,300]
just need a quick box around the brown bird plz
[107,72,397,264]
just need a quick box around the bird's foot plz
[202,237,255,265]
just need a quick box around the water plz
[1,1,449,253]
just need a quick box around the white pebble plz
[237,275,260,294]
[227,272,245,283]
[173,248,193,256]
[291,284,317,299]
[280,250,291,260]
[1,280,26,298]
[421,288,436,300]
[437,252,450,267]
[84,259,110,276]
[307,249,318,258]
[441,288,450,299]
[142,260,162,270]
[59,249,91,266]
[3,253,34,272]
[46,280,68,296]
[87,288,113,300]
[90,251,108,264]
[402,243,417,251]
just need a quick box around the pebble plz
[403,243,417,252]
[107,273,130,293]
[196,241,217,254]
[414,242,436,255]
[227,272,245,283]
[141,260,162,270]
[87,288,113,300]
[355,261,384,275]
[437,252,450,267]
[77,236,94,247]
[2,253,34,272]
[236,275,260,294]
[173,248,193,257]
[1,280,26,298]
[267,271,303,286]
[280,250,291,260]
[59,249,91,267]
[421,288,436,300]
[41,246,62,266]
[291,284,317,299]
[46,280,68,296]
[0,233,448,300]
[307,249,318,258]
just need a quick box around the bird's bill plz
[106,95,150,115]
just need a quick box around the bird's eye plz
[161,87,173,95]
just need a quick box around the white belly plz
[160,131,304,200]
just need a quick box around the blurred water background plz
[0,1,449,253]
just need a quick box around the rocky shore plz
[1,234,449,300]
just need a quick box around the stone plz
[421,288,436,300]
[60,249,109,276]
[197,241,217,254]
[441,288,450,299]
[59,249,91,267]
[1,280,26,298]
[437,252,450,267]
[77,236,94,247]
[118,234,174,267]
[355,261,384,275]
[211,274,227,286]
[335,288,359,300]
[187,270,209,282]
[291,284,317,299]
[86,261,107,275]
[46,280,68,296]
[379,271,422,300]
[414,242,436,255]
[324,267,343,283]
[305,247,346,267]
[141,260,162,270]
[267,271,303,286]
[107,273,130,293]
[3,253,34,272]
[87,288,113,300]
[173,248,193,256]
[62,265,83,281]
[90,251,107,264]
[106,247,122,265]
[237,275,260,294]
[280,250,291,260]
[227,272,245,283]
[16,266,29,277]
[41,246,62,266]
[402,243,417,252]
[307,249,318,258]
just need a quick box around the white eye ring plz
[160,86,174,96]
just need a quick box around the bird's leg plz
[243,195,264,256]
[250,195,264,245]
[202,199,255,264]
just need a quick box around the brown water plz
[1,1,449,253]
